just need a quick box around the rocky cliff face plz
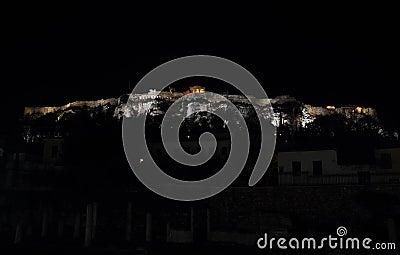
[23,91,379,130]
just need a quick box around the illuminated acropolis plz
[23,85,379,132]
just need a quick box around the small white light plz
[139,158,144,163]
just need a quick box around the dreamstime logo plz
[257,226,396,251]
[122,55,276,201]
[337,226,347,236]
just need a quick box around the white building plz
[278,150,340,176]
[278,149,400,185]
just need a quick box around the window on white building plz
[292,161,301,176]
[313,160,323,176]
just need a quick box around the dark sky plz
[1,3,400,131]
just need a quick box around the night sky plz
[1,3,400,132]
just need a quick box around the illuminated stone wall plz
[23,90,378,130]
[24,98,118,116]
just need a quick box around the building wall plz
[24,98,118,116]
[375,148,400,172]
[278,150,340,176]
[278,149,400,185]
